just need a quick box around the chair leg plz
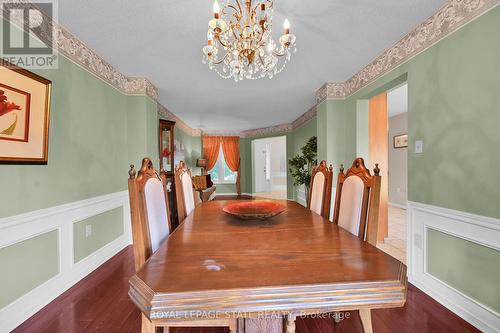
[141,314,156,333]
[359,309,373,333]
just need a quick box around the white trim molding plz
[0,191,132,333]
[407,201,500,333]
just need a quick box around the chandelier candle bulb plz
[284,18,290,34]
[213,0,220,19]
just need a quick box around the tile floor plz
[377,206,407,264]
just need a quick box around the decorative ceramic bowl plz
[223,201,286,220]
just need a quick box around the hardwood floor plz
[13,246,480,333]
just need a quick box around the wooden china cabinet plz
[158,119,179,229]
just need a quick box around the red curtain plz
[221,136,241,195]
[202,136,221,172]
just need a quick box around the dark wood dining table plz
[129,200,407,333]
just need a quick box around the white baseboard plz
[0,191,132,333]
[407,201,500,333]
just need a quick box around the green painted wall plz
[340,7,500,218]
[73,207,124,263]
[427,228,500,313]
[173,127,202,174]
[327,7,500,312]
[0,23,158,311]
[127,95,159,167]
[356,99,369,163]
[239,139,249,194]
[0,60,158,218]
[0,231,59,309]
[1,56,127,217]
[316,99,357,181]
[291,118,317,205]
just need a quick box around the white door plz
[254,141,270,193]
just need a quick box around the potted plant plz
[289,136,317,201]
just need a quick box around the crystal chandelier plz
[202,0,297,81]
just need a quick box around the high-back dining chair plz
[127,158,171,272]
[333,157,381,245]
[128,159,237,333]
[307,160,334,219]
[175,161,196,222]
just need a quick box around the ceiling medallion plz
[202,0,297,82]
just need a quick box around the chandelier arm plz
[252,3,260,15]
[255,26,265,44]
[215,34,230,48]
[234,0,244,18]
[214,52,230,65]
[272,49,287,57]
[258,54,266,67]
[224,4,242,17]
[230,23,240,40]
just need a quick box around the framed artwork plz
[393,134,408,149]
[0,61,51,163]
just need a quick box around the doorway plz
[252,136,287,200]
[362,83,408,264]
[384,83,408,264]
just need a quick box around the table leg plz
[359,309,373,333]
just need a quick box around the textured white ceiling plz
[58,0,446,131]
[388,84,408,118]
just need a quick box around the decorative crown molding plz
[198,104,317,138]
[241,123,293,138]
[158,104,202,136]
[291,105,317,129]
[201,130,243,137]
[55,24,159,100]
[1,0,158,100]
[316,0,499,102]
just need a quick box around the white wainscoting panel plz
[0,190,132,333]
[407,201,500,333]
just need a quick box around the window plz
[209,146,237,184]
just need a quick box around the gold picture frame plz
[0,61,51,164]
[393,134,408,149]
